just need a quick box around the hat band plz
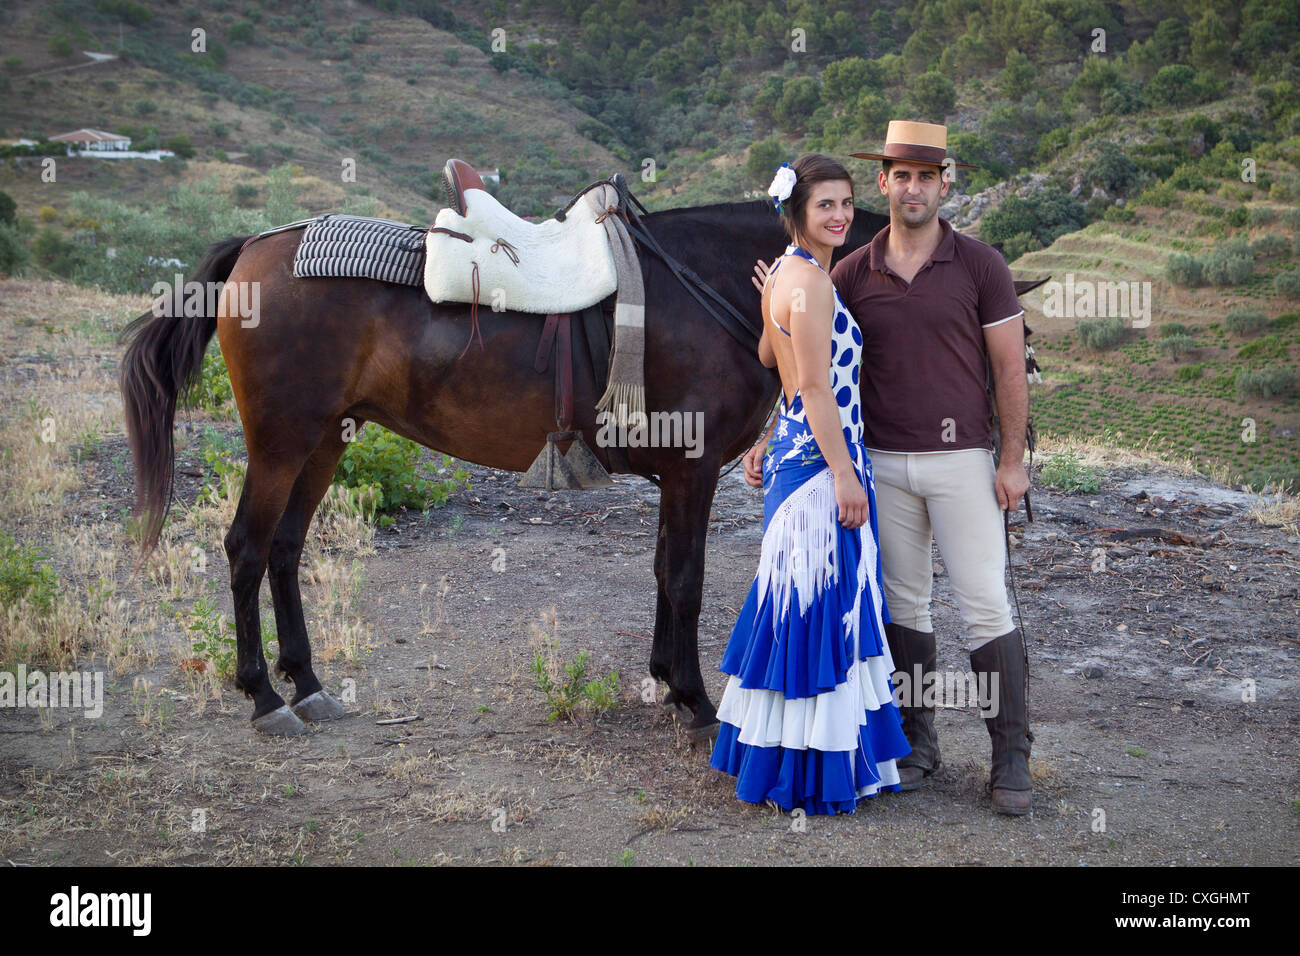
[884,142,947,165]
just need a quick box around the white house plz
[49,128,132,151]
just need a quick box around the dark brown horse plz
[119,197,893,738]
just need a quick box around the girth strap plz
[534,312,574,431]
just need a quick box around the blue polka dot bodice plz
[763,244,865,487]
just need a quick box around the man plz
[745,121,1034,815]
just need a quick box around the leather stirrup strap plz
[458,262,484,358]
[535,313,560,373]
[556,312,573,431]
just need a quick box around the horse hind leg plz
[266,428,354,724]
[226,439,319,736]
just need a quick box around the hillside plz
[2,0,1299,485]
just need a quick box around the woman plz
[709,153,910,814]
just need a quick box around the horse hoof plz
[661,699,691,722]
[687,719,719,747]
[252,705,308,736]
[292,690,345,722]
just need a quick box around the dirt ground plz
[2,438,1298,866]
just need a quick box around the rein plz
[561,176,762,351]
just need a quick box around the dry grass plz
[1246,494,1300,535]
[303,552,373,664]
[1034,432,1209,478]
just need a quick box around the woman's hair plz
[777,152,854,248]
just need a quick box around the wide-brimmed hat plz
[851,120,975,169]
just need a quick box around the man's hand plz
[742,443,765,487]
[994,460,1030,512]
[750,259,771,296]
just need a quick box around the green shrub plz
[1174,362,1205,381]
[1236,366,1295,398]
[0,531,58,615]
[1225,206,1248,227]
[333,424,469,520]
[1001,230,1042,261]
[1039,450,1102,493]
[1273,312,1299,330]
[180,347,233,413]
[1203,242,1254,285]
[1077,316,1126,351]
[1250,233,1288,258]
[185,595,274,682]
[981,185,1086,249]
[1237,333,1286,360]
[163,134,195,158]
[196,426,246,502]
[1249,206,1277,225]
[0,221,28,275]
[1157,333,1196,359]
[1275,270,1300,298]
[531,636,619,723]
[1165,252,1203,287]
[1136,180,1177,208]
[1159,322,1190,338]
[1224,309,1270,334]
[748,137,785,185]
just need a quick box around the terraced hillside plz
[1012,202,1300,488]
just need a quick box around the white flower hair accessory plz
[768,162,796,212]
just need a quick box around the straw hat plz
[850,120,975,169]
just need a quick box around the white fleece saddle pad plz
[424,187,618,314]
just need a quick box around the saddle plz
[423,159,619,315]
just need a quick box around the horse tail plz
[118,235,250,554]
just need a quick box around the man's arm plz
[984,317,1030,511]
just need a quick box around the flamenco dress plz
[710,243,910,814]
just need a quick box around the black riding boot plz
[970,629,1033,815]
[885,623,942,790]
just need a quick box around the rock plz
[1083,664,1105,679]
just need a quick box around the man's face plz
[877,161,949,230]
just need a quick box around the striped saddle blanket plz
[290,214,426,286]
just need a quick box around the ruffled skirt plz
[710,428,909,815]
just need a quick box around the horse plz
[118,195,893,739]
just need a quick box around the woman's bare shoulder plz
[772,256,831,291]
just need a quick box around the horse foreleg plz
[267,428,353,723]
[650,505,690,719]
[226,445,316,735]
[659,465,720,742]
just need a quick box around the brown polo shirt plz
[830,217,1023,453]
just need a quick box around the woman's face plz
[799,179,855,248]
